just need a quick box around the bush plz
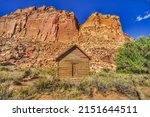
[91,77,113,93]
[34,78,59,92]
[0,70,25,82]
[67,88,81,99]
[0,83,13,100]
[41,68,56,76]
[114,82,138,97]
[13,87,33,100]
[88,71,145,98]
[77,80,93,97]
[131,74,150,87]
[0,66,16,71]
[59,82,73,90]
[116,36,150,74]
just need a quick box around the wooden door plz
[72,63,78,77]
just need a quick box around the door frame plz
[71,62,78,77]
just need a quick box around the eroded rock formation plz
[0,6,133,70]
[0,6,79,43]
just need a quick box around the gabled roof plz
[56,44,91,62]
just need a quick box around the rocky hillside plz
[0,6,132,70]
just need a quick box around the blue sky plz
[0,0,150,39]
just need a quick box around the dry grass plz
[0,66,150,100]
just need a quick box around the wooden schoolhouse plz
[56,45,90,78]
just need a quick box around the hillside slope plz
[0,6,132,70]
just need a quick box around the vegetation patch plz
[116,36,150,74]
[0,65,149,100]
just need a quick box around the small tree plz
[116,35,150,74]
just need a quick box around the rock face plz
[79,12,131,43]
[78,13,132,70]
[0,6,133,70]
[0,6,79,42]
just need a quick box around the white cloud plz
[136,11,150,21]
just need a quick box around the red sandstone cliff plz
[79,12,131,43]
[0,6,79,43]
[0,6,132,70]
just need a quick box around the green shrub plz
[58,82,73,90]
[41,68,56,76]
[0,66,16,71]
[91,77,113,93]
[0,83,13,100]
[67,88,81,99]
[22,68,32,78]
[34,78,59,92]
[116,36,150,74]
[114,82,138,97]
[0,70,25,82]
[55,88,81,99]
[101,68,111,73]
[131,74,150,87]
[77,80,93,97]
[13,87,31,100]
[89,72,144,98]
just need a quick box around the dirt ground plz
[33,92,129,100]
[31,87,150,100]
